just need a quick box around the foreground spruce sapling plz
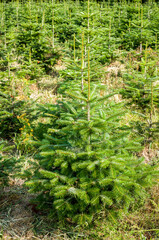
[26,48,158,224]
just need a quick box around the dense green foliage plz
[0,140,17,187]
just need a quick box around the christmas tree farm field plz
[0,0,159,239]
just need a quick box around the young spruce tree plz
[26,52,157,226]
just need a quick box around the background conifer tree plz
[120,44,159,144]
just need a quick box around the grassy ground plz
[0,180,158,239]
